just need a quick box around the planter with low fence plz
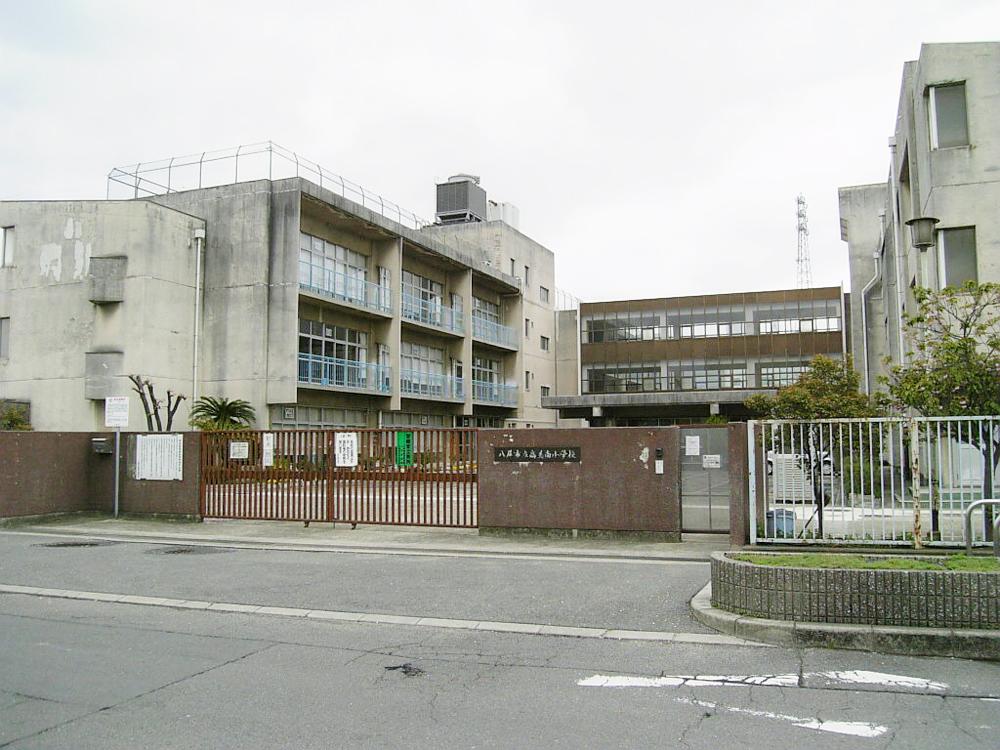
[711,552,1000,630]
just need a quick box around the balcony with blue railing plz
[298,262,392,315]
[401,287,464,335]
[472,315,518,350]
[472,380,518,407]
[298,353,392,394]
[400,369,464,402]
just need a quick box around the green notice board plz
[396,431,414,467]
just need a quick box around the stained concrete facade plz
[0,200,206,431]
[0,175,555,431]
[840,42,1000,389]
[425,220,558,427]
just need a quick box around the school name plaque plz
[493,447,581,463]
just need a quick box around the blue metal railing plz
[401,287,464,333]
[472,380,518,406]
[472,315,518,348]
[298,353,391,393]
[400,369,464,400]
[299,262,392,314]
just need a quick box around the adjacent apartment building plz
[0,145,559,431]
[543,287,848,425]
[840,42,1000,391]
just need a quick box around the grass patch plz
[731,552,1000,572]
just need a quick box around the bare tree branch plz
[128,374,155,431]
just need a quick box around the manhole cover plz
[36,541,119,548]
[147,546,228,555]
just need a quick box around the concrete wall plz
[0,201,206,431]
[477,427,680,539]
[0,432,201,519]
[843,42,1000,378]
[149,180,298,416]
[426,220,558,426]
[838,183,889,392]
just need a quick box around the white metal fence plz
[749,417,1000,547]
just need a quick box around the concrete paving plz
[1,515,730,561]
[0,531,716,634]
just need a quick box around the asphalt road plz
[0,533,713,633]
[2,532,999,749]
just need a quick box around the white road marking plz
[579,670,948,692]
[676,698,888,738]
[813,670,948,692]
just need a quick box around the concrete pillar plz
[507,293,525,412]
[449,267,474,417]
[373,237,403,412]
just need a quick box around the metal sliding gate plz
[200,428,478,527]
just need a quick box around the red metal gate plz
[200,428,478,527]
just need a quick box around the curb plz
[690,583,1000,662]
[0,527,717,564]
[0,583,767,648]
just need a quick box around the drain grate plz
[36,540,119,548]
[148,546,228,555]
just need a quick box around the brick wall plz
[1,432,201,520]
[712,552,1000,629]
[477,428,681,539]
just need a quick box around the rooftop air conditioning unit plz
[436,174,487,224]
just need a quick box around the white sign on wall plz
[335,432,359,467]
[702,454,722,469]
[685,435,701,456]
[104,396,129,428]
[229,441,250,460]
[135,434,184,481]
[262,433,275,467]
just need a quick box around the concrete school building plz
[543,286,849,425]
[0,145,564,432]
[839,41,1000,393]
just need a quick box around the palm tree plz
[189,396,256,430]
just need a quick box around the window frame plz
[937,226,978,288]
[0,226,13,267]
[928,82,969,149]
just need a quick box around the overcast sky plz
[1,1,997,301]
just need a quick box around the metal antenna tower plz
[796,193,812,288]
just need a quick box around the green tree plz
[885,281,1000,535]
[745,355,880,419]
[745,356,881,540]
[886,281,1000,416]
[189,396,256,431]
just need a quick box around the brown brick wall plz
[1,432,201,520]
[477,428,680,537]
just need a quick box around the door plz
[680,426,730,532]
